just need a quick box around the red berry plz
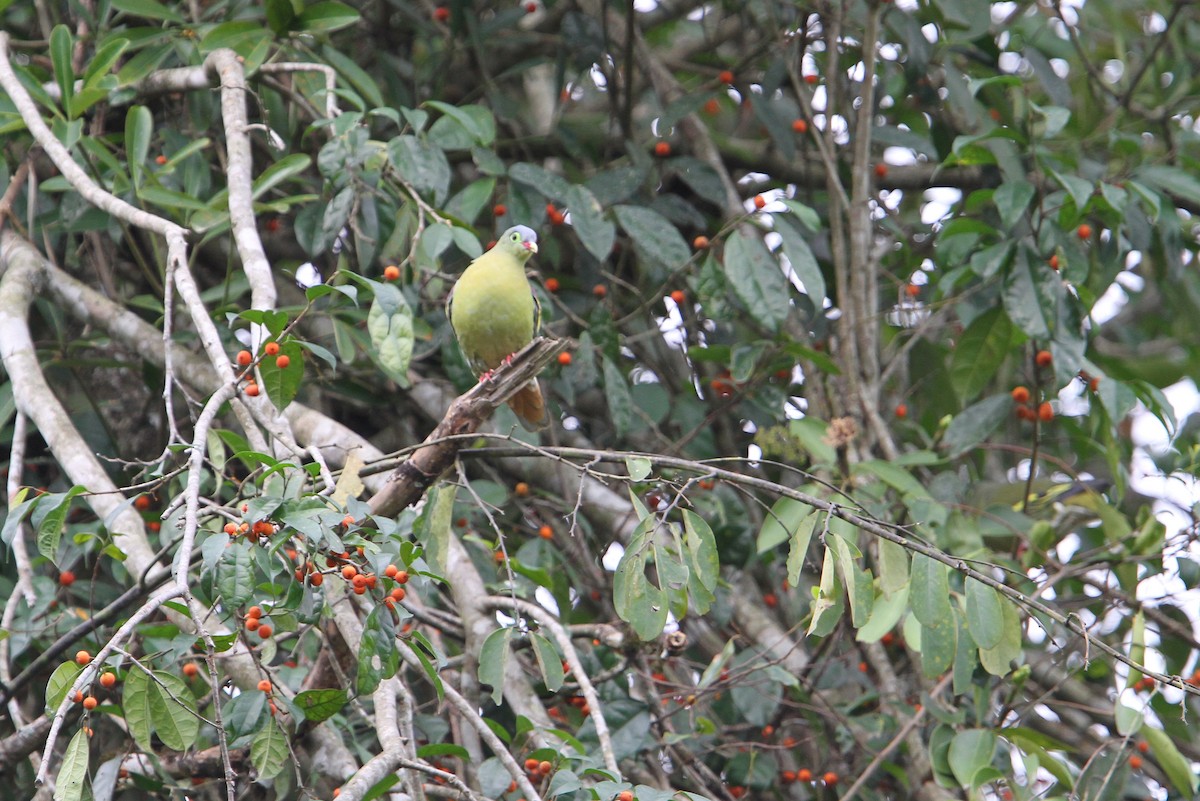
[905,283,920,297]
[693,235,709,249]
[245,617,260,631]
[654,141,671,157]
[557,352,572,366]
[538,525,553,540]
[1048,254,1059,270]
[703,98,719,115]
[823,772,839,786]
[59,570,76,587]
[1130,755,1143,770]
[1137,741,1149,754]
[525,2,537,12]
[1011,386,1030,403]
[792,119,808,133]
[183,662,199,678]
[718,70,734,84]
[76,650,92,665]
[797,769,813,782]
[236,350,252,366]
[1035,350,1052,368]
[433,7,450,22]
[1077,223,1092,240]
[1037,401,1054,422]
[100,671,117,688]
[875,163,888,178]
[592,284,607,298]
[134,494,152,510]
[753,194,767,210]
[384,265,400,281]
[804,74,818,84]
[258,679,272,692]
[763,592,778,608]
[83,696,98,710]
[247,605,263,619]
[155,155,168,165]
[257,625,273,639]
[493,204,507,216]
[894,403,907,418]
[275,355,290,369]
[544,277,560,292]
[670,290,686,304]
[244,383,259,397]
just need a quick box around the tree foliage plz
[1,1,1199,801]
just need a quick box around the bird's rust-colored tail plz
[509,380,549,431]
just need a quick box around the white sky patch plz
[921,187,961,225]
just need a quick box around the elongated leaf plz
[775,215,826,303]
[388,135,450,203]
[601,356,635,438]
[964,578,1004,649]
[50,26,74,117]
[1002,247,1056,339]
[149,672,198,751]
[943,394,1011,458]
[683,511,718,613]
[251,719,288,779]
[950,308,1014,402]
[1142,725,1199,797]
[877,538,909,597]
[978,594,1022,676]
[724,228,789,332]
[948,729,997,788]
[530,633,565,692]
[125,106,152,189]
[32,486,87,564]
[993,179,1035,229]
[124,668,153,751]
[111,0,185,22]
[259,340,305,410]
[807,545,844,637]
[509,162,572,200]
[45,661,83,713]
[368,283,414,387]
[565,184,615,262]
[757,497,812,553]
[295,1,360,34]
[357,605,398,695]
[785,513,819,586]
[910,554,953,628]
[613,205,691,273]
[294,689,348,723]
[478,627,512,704]
[217,541,255,607]
[53,728,89,801]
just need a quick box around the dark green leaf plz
[943,394,1011,458]
[964,578,1003,649]
[564,184,614,262]
[601,356,635,438]
[295,1,360,34]
[388,135,451,204]
[251,719,288,780]
[357,605,398,695]
[993,179,1035,229]
[478,627,512,704]
[775,215,826,304]
[950,308,1014,402]
[111,0,185,22]
[294,689,348,723]
[53,728,89,801]
[724,228,789,332]
[612,205,691,274]
[50,26,74,117]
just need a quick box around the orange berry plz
[342,565,358,580]
[155,155,168,165]
[525,758,539,772]
[693,235,709,249]
[670,290,686,305]
[515,482,530,497]
[264,342,280,356]
[244,382,260,397]
[59,570,76,587]
[618,792,635,801]
[1048,254,1059,270]
[762,725,774,737]
[245,617,260,631]
[73,690,84,703]
[269,700,278,715]
[859,661,868,673]
[183,662,199,678]
[1016,405,1036,421]
[352,574,368,590]
[76,650,91,666]
[753,194,766,209]
[384,265,400,281]
[654,141,671,157]
[275,355,290,369]
[257,625,273,639]
[236,350,252,366]
[433,6,450,22]
[309,572,323,586]
[100,671,117,688]
[1035,350,1053,367]
[718,70,734,84]
[905,283,920,297]
[792,119,808,133]
[797,769,813,782]
[83,696,98,710]
[341,514,355,527]
[247,605,263,619]
[544,278,560,292]
[493,204,507,216]
[549,210,565,225]
[1130,755,1143,770]
[557,352,572,366]
[782,736,797,748]
[703,98,719,115]
[763,592,778,608]
[1038,401,1054,422]
[538,761,552,775]
[538,525,553,540]
[391,587,407,602]
[804,73,818,84]
[1089,377,1099,392]
[881,632,895,646]
[134,494,152,511]
[395,570,410,584]
[782,770,797,783]
[894,403,907,419]
[875,163,888,178]
[385,564,399,578]
[1137,741,1149,754]
[1077,223,1092,240]
[257,679,272,692]
[593,283,607,298]
[1011,386,1030,404]
[823,772,838,786]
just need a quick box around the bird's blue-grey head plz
[498,225,538,260]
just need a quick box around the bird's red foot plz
[501,353,516,366]
[478,369,495,382]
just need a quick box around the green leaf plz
[294,689,348,723]
[807,545,843,637]
[1142,725,1199,797]
[124,668,153,751]
[414,483,454,575]
[251,719,289,780]
[116,43,173,87]
[943,394,1011,458]
[964,578,1004,649]
[683,510,718,614]
[909,554,953,629]
[625,456,651,481]
[45,661,83,713]
[111,0,185,22]
[53,728,89,801]
[368,283,414,387]
[785,513,818,587]
[877,538,909,597]
[1075,748,1128,801]
[947,729,997,788]
[1135,165,1200,207]
[614,517,669,640]
[425,100,492,146]
[601,356,635,438]
[856,584,909,642]
[830,532,873,627]
[775,215,826,303]
[1113,699,1143,736]
[148,671,199,751]
[564,184,615,262]
[853,460,930,499]
[50,25,74,117]
[950,308,1014,402]
[295,1,361,33]
[1050,169,1092,213]
[32,486,87,564]
[530,633,565,692]
[993,180,1035,229]
[252,154,312,200]
[1002,247,1057,339]
[357,605,398,695]
[612,205,691,274]
[920,614,957,678]
[1,488,40,548]
[259,340,305,410]
[125,106,152,189]
[509,162,572,199]
[478,627,512,704]
[387,135,451,204]
[978,594,1022,676]
[217,541,255,607]
[724,228,790,332]
[83,37,129,87]
[757,497,812,553]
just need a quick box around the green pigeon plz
[447,224,550,430]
